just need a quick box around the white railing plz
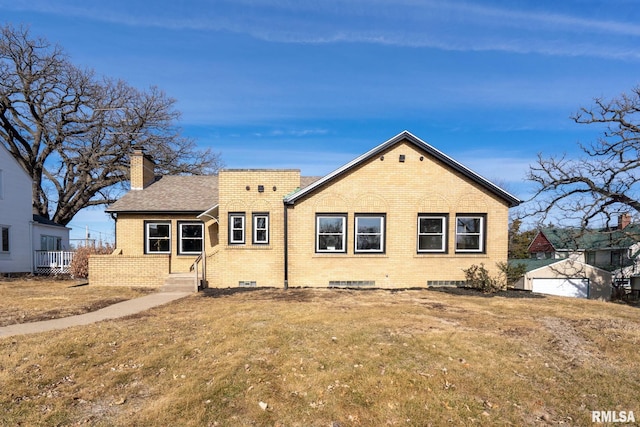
[34,251,75,275]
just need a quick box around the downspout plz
[284,202,289,290]
[109,212,117,248]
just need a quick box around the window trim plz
[417,214,448,253]
[145,221,171,254]
[229,213,246,245]
[455,214,486,253]
[252,213,269,245]
[354,213,386,254]
[1,226,9,253]
[316,214,347,253]
[178,221,204,255]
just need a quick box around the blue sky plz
[1,0,639,242]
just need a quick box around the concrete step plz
[160,273,200,292]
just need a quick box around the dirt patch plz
[542,317,599,366]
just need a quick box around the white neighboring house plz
[32,214,72,274]
[0,144,33,273]
[0,145,71,274]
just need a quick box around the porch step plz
[161,273,200,293]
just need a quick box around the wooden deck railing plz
[34,251,75,275]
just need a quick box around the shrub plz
[463,263,506,293]
[70,244,114,279]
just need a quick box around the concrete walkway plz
[0,290,191,339]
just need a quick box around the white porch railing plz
[34,251,75,275]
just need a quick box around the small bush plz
[463,263,506,293]
[70,244,114,279]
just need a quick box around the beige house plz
[90,131,521,289]
[511,257,612,300]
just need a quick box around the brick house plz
[90,131,521,288]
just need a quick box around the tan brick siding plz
[103,139,513,290]
[89,252,169,287]
[285,141,510,288]
[130,150,155,190]
[207,169,301,287]
[88,213,203,285]
[114,213,202,273]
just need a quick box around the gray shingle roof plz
[107,175,321,214]
[106,175,219,213]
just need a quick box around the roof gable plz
[0,144,32,182]
[283,131,521,207]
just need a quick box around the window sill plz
[313,253,388,258]
[414,253,488,258]
[226,245,272,250]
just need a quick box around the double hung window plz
[418,215,447,253]
[455,215,485,252]
[229,213,245,244]
[146,222,170,253]
[179,222,203,254]
[253,213,269,244]
[316,215,346,253]
[355,214,385,253]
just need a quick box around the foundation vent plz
[329,280,375,287]
[427,280,466,287]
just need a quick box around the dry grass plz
[1,286,639,426]
[0,277,154,327]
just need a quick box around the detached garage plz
[531,278,590,298]
[511,257,612,300]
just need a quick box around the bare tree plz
[527,87,640,228]
[0,25,222,225]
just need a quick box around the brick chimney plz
[619,213,631,230]
[130,148,155,190]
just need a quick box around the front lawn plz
[0,277,154,327]
[0,286,638,426]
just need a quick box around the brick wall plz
[89,252,170,287]
[130,150,155,190]
[115,213,202,273]
[286,141,511,288]
[209,169,301,287]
